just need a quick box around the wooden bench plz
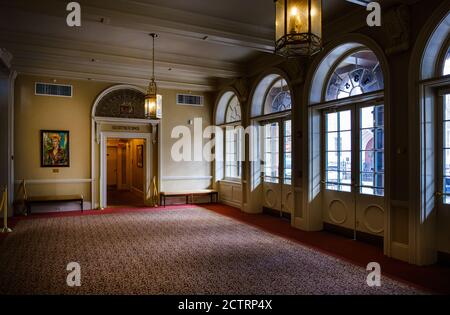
[26,194,84,215]
[160,190,218,207]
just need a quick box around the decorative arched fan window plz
[325,50,384,101]
[264,78,292,115]
[225,95,241,123]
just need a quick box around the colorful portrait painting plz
[41,130,70,167]
[137,144,144,168]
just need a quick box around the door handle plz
[436,191,443,197]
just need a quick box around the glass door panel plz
[442,94,450,204]
[264,122,280,184]
[325,110,352,192]
[359,105,385,196]
[262,119,293,215]
[283,120,292,185]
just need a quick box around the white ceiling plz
[0,0,385,91]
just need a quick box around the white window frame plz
[224,126,242,181]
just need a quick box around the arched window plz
[307,42,386,241]
[264,78,292,115]
[224,95,242,179]
[225,95,241,123]
[325,50,384,101]
[215,92,242,181]
[249,73,293,215]
[313,47,386,196]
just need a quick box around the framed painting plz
[41,130,70,167]
[137,144,144,168]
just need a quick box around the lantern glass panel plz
[156,94,162,119]
[145,95,157,118]
[287,0,308,34]
[275,0,285,42]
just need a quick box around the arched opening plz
[214,90,243,208]
[91,85,159,209]
[249,73,293,218]
[414,5,450,264]
[307,42,387,248]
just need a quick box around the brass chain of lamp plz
[151,33,157,82]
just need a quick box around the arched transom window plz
[215,92,242,181]
[325,50,384,101]
[225,95,241,123]
[264,78,292,115]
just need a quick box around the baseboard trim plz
[323,222,384,248]
[263,207,291,221]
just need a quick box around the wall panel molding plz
[15,179,93,185]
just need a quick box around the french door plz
[322,103,385,238]
[262,118,293,216]
[437,90,450,221]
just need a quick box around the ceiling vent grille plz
[176,94,204,106]
[35,82,73,97]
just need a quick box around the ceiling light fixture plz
[145,33,162,120]
[274,0,323,57]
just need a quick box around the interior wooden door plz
[107,146,118,187]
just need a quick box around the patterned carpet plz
[0,207,425,295]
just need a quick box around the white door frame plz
[100,131,152,209]
[321,102,386,240]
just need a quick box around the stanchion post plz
[1,186,12,234]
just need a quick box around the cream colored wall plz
[159,89,213,192]
[14,75,112,206]
[14,74,214,210]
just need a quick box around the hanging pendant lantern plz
[275,0,322,57]
[145,33,162,119]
